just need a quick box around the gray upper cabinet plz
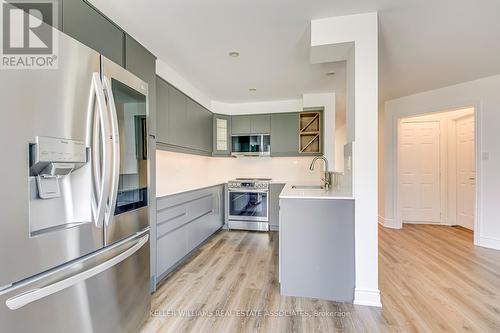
[231,115,252,135]
[124,35,155,82]
[187,100,213,153]
[156,76,169,144]
[168,85,188,147]
[156,79,213,154]
[251,114,271,134]
[271,113,299,156]
[201,107,213,153]
[213,114,231,156]
[231,114,271,135]
[62,0,124,66]
[124,35,156,136]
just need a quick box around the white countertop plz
[279,183,354,200]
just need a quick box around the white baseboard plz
[353,288,382,307]
[477,236,500,250]
[378,216,400,229]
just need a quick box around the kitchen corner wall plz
[156,150,323,196]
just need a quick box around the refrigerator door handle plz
[87,72,112,228]
[102,76,120,228]
[5,233,149,310]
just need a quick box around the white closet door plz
[456,115,475,230]
[398,121,441,223]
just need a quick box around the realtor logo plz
[1,0,58,69]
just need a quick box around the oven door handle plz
[228,189,268,194]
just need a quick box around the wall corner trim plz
[354,288,382,307]
[378,215,400,229]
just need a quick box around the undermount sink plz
[291,185,324,190]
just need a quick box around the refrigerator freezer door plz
[0,230,151,333]
[101,57,150,246]
[0,29,103,288]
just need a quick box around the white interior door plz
[456,115,475,230]
[398,121,441,223]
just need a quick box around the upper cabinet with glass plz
[213,114,231,156]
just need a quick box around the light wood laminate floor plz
[141,225,500,332]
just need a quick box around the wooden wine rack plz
[299,111,321,153]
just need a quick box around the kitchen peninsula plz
[279,183,355,302]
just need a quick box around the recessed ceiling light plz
[249,88,257,92]
[326,71,336,76]
[228,51,240,57]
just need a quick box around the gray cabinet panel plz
[201,107,213,153]
[155,185,224,281]
[156,227,188,277]
[251,114,271,134]
[186,99,200,150]
[231,115,252,134]
[271,113,299,156]
[168,85,188,147]
[231,114,270,135]
[269,183,285,230]
[62,0,124,66]
[186,100,213,153]
[156,76,169,144]
[124,35,155,82]
[279,198,355,302]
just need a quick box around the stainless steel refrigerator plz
[0,27,151,332]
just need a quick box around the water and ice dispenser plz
[29,136,92,234]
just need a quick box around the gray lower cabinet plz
[269,183,285,231]
[270,113,299,156]
[62,0,124,66]
[279,198,355,302]
[231,114,271,135]
[155,185,224,281]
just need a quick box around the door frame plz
[453,113,476,230]
[390,104,481,245]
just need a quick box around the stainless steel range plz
[227,178,271,231]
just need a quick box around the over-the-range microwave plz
[231,134,270,156]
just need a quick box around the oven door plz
[228,190,269,222]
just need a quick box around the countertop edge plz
[279,195,355,200]
[156,183,226,198]
[279,183,354,200]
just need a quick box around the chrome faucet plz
[309,156,332,190]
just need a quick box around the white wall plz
[211,99,302,115]
[383,74,500,250]
[156,151,323,197]
[311,13,380,307]
[303,93,336,171]
[335,123,346,172]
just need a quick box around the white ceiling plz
[89,0,500,103]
